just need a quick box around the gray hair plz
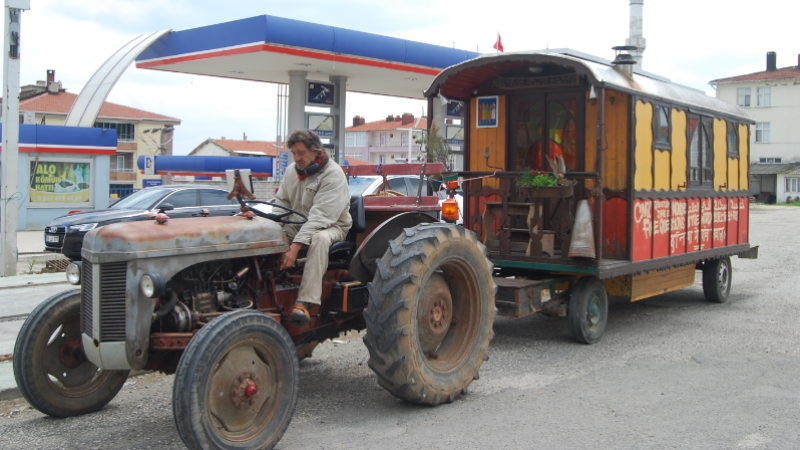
[287,130,324,152]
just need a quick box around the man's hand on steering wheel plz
[241,200,308,225]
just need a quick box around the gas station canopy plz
[135,15,480,99]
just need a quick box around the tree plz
[418,121,453,173]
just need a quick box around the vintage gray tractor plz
[13,164,497,450]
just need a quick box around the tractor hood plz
[81,215,288,263]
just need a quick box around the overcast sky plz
[16,0,799,155]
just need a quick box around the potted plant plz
[516,155,575,199]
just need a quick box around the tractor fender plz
[349,212,438,282]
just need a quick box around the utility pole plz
[1,0,30,277]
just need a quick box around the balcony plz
[110,167,137,181]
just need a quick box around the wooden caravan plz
[425,50,758,343]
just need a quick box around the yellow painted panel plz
[653,150,670,190]
[634,100,653,190]
[671,109,687,190]
[728,158,739,190]
[713,118,727,190]
[739,124,749,190]
[469,96,506,188]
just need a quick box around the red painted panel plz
[632,199,653,261]
[712,198,728,248]
[670,199,687,255]
[727,198,740,245]
[700,198,713,251]
[601,198,628,259]
[739,197,749,244]
[686,198,701,252]
[652,199,670,258]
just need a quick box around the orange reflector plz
[441,198,459,222]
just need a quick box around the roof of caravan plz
[424,50,753,122]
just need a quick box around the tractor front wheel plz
[173,310,299,450]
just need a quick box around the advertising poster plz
[30,160,92,204]
[446,100,465,117]
[307,113,334,137]
[446,125,464,145]
[306,81,335,106]
[476,96,499,128]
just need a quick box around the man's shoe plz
[289,302,311,325]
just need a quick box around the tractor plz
[13,164,497,450]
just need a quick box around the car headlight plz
[69,223,98,232]
[66,262,82,285]
[140,273,166,298]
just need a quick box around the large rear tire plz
[13,289,129,417]
[173,310,299,450]
[363,223,496,405]
[703,257,732,303]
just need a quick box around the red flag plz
[493,33,504,53]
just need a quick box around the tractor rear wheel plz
[173,310,299,450]
[363,223,496,405]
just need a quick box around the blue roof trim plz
[0,124,117,148]
[136,14,480,69]
[138,155,274,175]
[36,125,117,148]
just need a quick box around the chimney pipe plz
[625,0,646,69]
[46,70,55,83]
[767,52,777,72]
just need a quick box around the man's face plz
[291,142,317,170]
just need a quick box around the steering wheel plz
[242,200,308,225]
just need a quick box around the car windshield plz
[348,176,378,196]
[111,188,169,210]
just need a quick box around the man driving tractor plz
[274,129,352,324]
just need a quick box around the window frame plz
[756,87,771,107]
[785,177,800,193]
[95,122,136,142]
[726,121,739,158]
[652,104,672,151]
[755,122,770,143]
[736,87,751,107]
[686,114,714,189]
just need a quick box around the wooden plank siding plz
[631,99,749,264]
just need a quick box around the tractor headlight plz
[66,262,82,285]
[140,273,166,298]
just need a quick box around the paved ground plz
[0,205,798,449]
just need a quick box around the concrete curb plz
[0,273,70,291]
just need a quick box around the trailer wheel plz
[568,277,608,345]
[13,289,129,417]
[173,310,298,450]
[703,257,732,303]
[363,223,496,405]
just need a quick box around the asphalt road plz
[1,204,797,449]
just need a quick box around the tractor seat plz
[328,195,366,268]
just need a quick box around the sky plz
[14,0,800,155]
